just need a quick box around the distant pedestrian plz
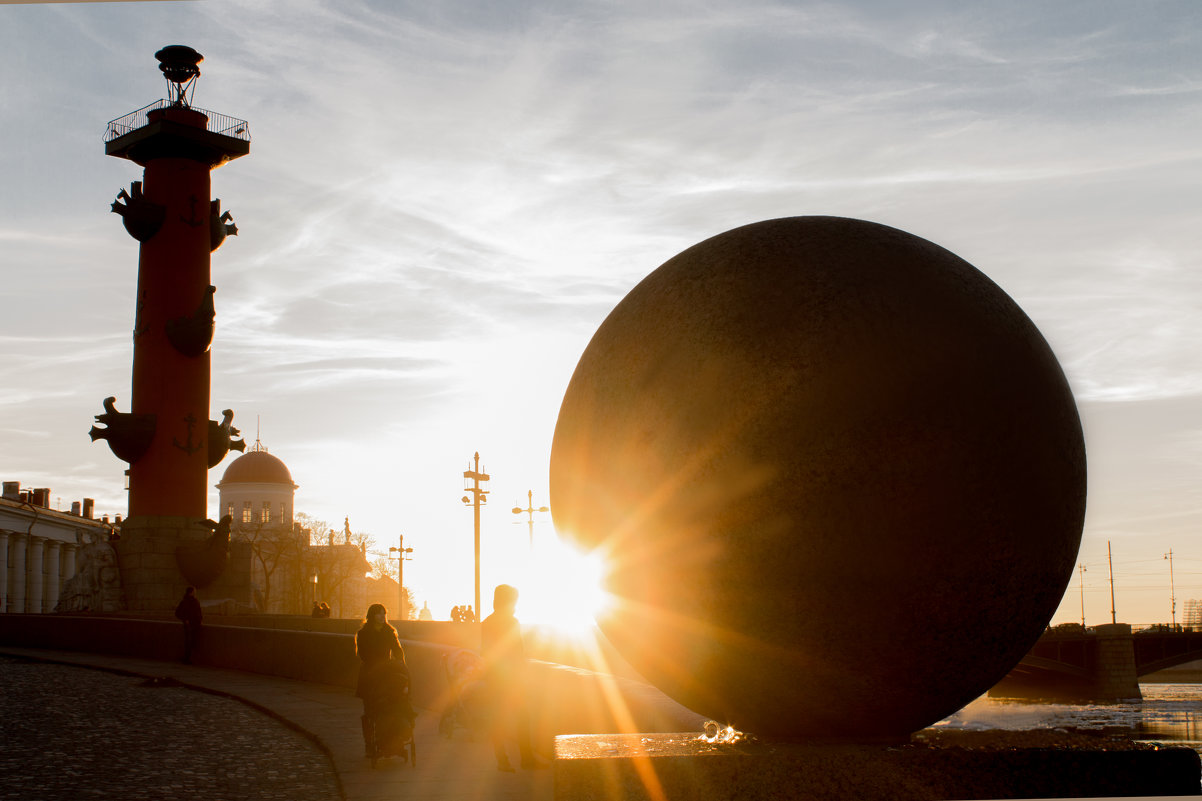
[452,605,462,623]
[311,602,323,618]
[480,584,542,771]
[174,586,202,664]
[465,605,476,623]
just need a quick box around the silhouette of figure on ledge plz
[174,586,202,664]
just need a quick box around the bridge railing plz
[1132,623,1198,633]
[1043,622,1199,637]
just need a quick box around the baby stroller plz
[438,648,486,740]
[362,659,417,768]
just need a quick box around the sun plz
[514,536,611,631]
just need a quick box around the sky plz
[1,0,1200,627]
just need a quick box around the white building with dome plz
[215,440,369,616]
[216,440,297,529]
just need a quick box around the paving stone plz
[0,656,339,801]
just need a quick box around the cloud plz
[2,1,1201,622]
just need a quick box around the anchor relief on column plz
[172,413,204,456]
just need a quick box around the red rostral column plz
[94,46,248,522]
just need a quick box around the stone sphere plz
[549,217,1086,740]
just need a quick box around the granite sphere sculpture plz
[550,216,1086,740]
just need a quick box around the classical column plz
[10,534,26,613]
[61,542,78,588]
[27,536,45,614]
[43,540,62,613]
[0,531,9,613]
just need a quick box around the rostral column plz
[92,46,249,610]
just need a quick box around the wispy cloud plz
[2,0,1201,619]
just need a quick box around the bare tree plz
[292,515,372,617]
[398,585,417,620]
[279,513,379,617]
[367,554,417,620]
[294,513,331,547]
[370,554,392,581]
[236,519,304,613]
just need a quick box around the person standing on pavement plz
[355,604,412,757]
[480,584,541,771]
[174,586,202,664]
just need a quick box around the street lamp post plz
[511,489,549,550]
[1078,563,1087,627]
[389,535,414,621]
[462,452,489,619]
[1165,548,1176,628]
[1107,540,1116,625]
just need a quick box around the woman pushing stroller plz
[356,603,417,764]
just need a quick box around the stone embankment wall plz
[0,614,704,747]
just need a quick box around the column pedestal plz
[115,515,254,612]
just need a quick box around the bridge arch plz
[1133,628,1202,676]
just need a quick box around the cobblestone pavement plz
[0,656,340,801]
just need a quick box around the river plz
[931,682,1202,750]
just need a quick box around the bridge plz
[990,623,1202,700]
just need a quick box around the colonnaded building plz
[3,442,374,618]
[1,482,115,614]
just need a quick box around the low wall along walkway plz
[0,614,705,749]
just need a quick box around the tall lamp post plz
[462,452,489,619]
[1165,548,1176,628]
[389,535,413,621]
[511,489,549,550]
[1078,563,1087,627]
[1107,540,1117,625]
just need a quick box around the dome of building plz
[218,445,296,486]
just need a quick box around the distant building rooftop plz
[217,446,296,487]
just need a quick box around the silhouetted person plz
[320,602,331,618]
[311,602,323,618]
[452,605,462,623]
[480,584,540,771]
[465,605,476,623]
[174,586,202,664]
[355,603,412,758]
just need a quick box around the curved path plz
[0,648,552,801]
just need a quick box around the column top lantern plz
[156,45,204,107]
[104,45,250,168]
